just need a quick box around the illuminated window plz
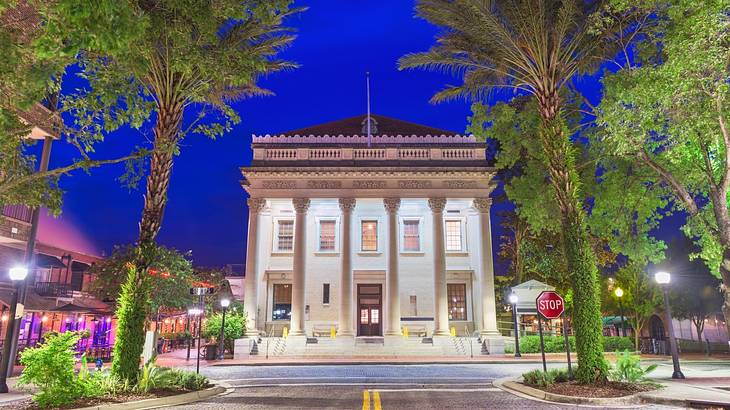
[361,220,378,251]
[272,284,292,320]
[276,220,294,252]
[448,284,467,320]
[402,220,420,251]
[445,220,463,251]
[319,220,336,251]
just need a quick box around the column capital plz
[247,198,266,214]
[292,198,310,213]
[472,198,492,213]
[383,198,401,213]
[339,198,356,213]
[428,197,447,213]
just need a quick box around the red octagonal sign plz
[536,291,565,319]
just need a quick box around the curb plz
[494,377,646,407]
[77,381,231,410]
[211,358,580,367]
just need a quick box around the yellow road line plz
[362,390,370,410]
[373,390,382,410]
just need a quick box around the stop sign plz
[536,291,565,319]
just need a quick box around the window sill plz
[400,251,425,256]
[271,252,294,257]
[446,251,469,257]
[357,251,382,256]
[314,251,340,256]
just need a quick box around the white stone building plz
[240,115,501,350]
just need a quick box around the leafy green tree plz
[0,1,146,211]
[595,0,730,337]
[88,244,196,312]
[40,0,302,382]
[202,300,246,354]
[612,263,662,350]
[400,0,654,382]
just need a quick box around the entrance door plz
[357,284,382,336]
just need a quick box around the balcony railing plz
[2,204,32,223]
[254,147,486,162]
[34,282,74,297]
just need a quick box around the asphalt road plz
[170,363,685,409]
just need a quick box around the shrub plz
[18,332,85,407]
[202,308,246,354]
[603,337,634,352]
[508,335,633,354]
[522,368,572,388]
[609,350,657,383]
[135,359,176,393]
[169,369,210,391]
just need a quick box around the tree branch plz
[638,149,699,215]
[0,151,147,195]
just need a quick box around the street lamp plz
[614,287,626,337]
[0,266,28,393]
[655,271,685,379]
[187,306,203,374]
[218,298,230,360]
[508,292,521,358]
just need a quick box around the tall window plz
[319,220,336,251]
[361,220,378,251]
[276,220,294,252]
[445,220,463,251]
[322,283,330,304]
[448,284,467,320]
[272,284,292,320]
[403,220,420,251]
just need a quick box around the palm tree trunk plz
[538,113,607,383]
[139,103,184,245]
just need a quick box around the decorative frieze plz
[398,180,432,189]
[262,180,296,189]
[443,180,478,189]
[352,180,386,189]
[307,180,342,189]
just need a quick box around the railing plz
[34,281,74,297]
[354,148,386,159]
[2,204,32,223]
[398,148,430,160]
[265,149,297,160]
[257,147,484,162]
[309,148,341,159]
[443,148,475,159]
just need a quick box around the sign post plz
[536,291,566,373]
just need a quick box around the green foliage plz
[89,244,196,312]
[507,336,632,354]
[168,369,210,391]
[202,301,247,354]
[18,332,85,407]
[111,260,151,383]
[135,359,177,394]
[609,350,658,383]
[522,368,572,388]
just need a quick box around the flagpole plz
[366,72,371,147]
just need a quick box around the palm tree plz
[399,0,650,383]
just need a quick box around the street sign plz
[536,291,565,319]
[190,287,215,296]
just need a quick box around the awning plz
[603,316,630,327]
[71,261,91,272]
[35,253,66,269]
[51,303,100,313]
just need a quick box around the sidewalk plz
[0,378,30,407]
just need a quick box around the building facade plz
[241,115,501,343]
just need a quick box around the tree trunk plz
[537,114,607,383]
[139,103,184,245]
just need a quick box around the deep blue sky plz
[41,0,684,269]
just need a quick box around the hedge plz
[504,336,633,354]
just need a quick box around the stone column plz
[290,198,310,336]
[244,198,265,335]
[384,198,401,335]
[338,198,356,336]
[429,197,449,336]
[474,198,500,336]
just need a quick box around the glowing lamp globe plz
[614,287,624,298]
[655,271,671,285]
[508,293,518,305]
[220,298,231,308]
[8,266,28,281]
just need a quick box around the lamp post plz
[508,292,521,358]
[187,306,203,373]
[218,299,230,360]
[0,266,28,393]
[655,271,685,379]
[614,287,626,337]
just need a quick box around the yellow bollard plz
[450,326,456,337]
[283,326,288,339]
[403,326,409,338]
[331,326,336,339]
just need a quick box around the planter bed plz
[539,380,658,398]
[5,387,204,410]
